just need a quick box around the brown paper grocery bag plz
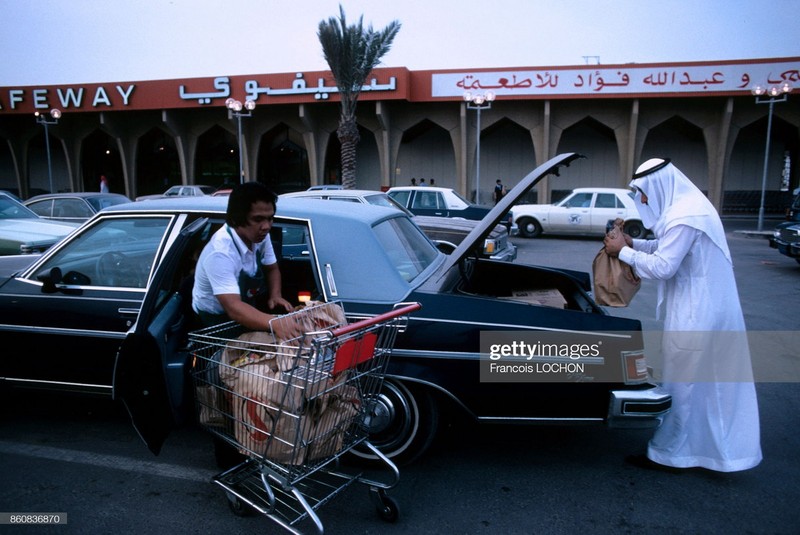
[592,247,641,307]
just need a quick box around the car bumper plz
[770,237,800,258]
[489,244,518,262]
[606,387,671,428]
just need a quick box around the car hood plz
[436,152,585,278]
[413,215,505,240]
[0,218,79,241]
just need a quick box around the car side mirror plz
[38,267,63,294]
[37,267,87,295]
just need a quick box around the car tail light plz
[621,349,648,384]
[298,291,311,303]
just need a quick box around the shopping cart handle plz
[331,302,421,337]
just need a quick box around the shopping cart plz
[189,301,421,534]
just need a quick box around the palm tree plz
[318,5,400,189]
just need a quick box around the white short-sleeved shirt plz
[192,225,277,315]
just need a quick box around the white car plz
[135,185,217,202]
[513,187,646,238]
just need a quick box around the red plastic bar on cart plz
[330,302,421,338]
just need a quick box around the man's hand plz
[269,313,306,341]
[267,296,294,313]
[603,229,629,257]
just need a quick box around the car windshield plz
[31,216,172,289]
[363,194,414,215]
[372,216,439,282]
[0,196,38,219]
[448,189,472,205]
[88,196,130,211]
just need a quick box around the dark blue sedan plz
[0,153,669,465]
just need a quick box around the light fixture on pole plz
[751,80,792,231]
[34,108,62,194]
[225,98,256,183]
[463,90,496,205]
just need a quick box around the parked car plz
[783,190,800,222]
[135,184,216,202]
[24,192,132,222]
[387,185,516,234]
[0,153,669,466]
[512,187,646,239]
[281,189,517,262]
[307,184,344,191]
[769,221,800,263]
[0,192,80,255]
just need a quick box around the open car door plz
[113,216,210,455]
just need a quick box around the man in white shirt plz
[192,181,299,340]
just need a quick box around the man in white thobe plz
[604,158,762,472]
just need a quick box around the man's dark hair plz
[226,181,278,227]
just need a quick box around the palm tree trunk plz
[337,120,360,189]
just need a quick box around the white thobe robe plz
[620,224,762,472]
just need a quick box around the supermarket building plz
[1,56,798,212]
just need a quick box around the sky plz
[2,0,799,87]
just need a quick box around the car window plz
[55,199,93,218]
[561,192,593,208]
[327,197,361,203]
[594,193,618,209]
[199,186,216,195]
[26,199,54,217]
[372,217,439,282]
[412,191,441,209]
[0,196,38,219]
[388,190,410,207]
[30,216,172,289]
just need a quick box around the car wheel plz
[518,217,542,238]
[347,378,438,466]
[623,220,646,239]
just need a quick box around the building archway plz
[28,130,68,195]
[195,125,237,188]
[640,116,706,190]
[259,123,310,193]
[0,136,18,195]
[136,128,180,197]
[482,117,537,202]
[728,115,799,214]
[397,119,455,191]
[81,130,124,194]
[555,117,618,200]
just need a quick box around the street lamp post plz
[751,80,792,231]
[225,98,256,183]
[464,91,496,205]
[34,108,62,194]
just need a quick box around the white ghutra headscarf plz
[630,158,731,264]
